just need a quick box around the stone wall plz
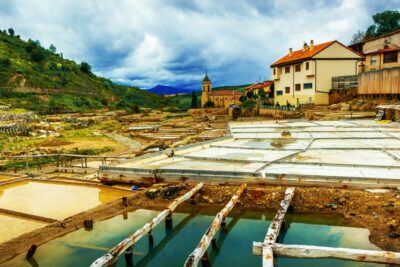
[329,89,357,105]
[188,108,228,116]
[259,108,302,119]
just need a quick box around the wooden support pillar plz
[122,197,128,207]
[200,251,211,267]
[124,246,134,265]
[211,238,217,250]
[26,244,37,259]
[85,157,88,168]
[165,213,173,229]
[81,157,84,168]
[148,230,154,248]
[84,219,93,230]
[13,158,17,173]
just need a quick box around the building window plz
[273,68,276,75]
[277,90,283,96]
[303,83,313,89]
[295,64,301,72]
[295,84,301,91]
[370,55,377,66]
[285,87,290,94]
[285,66,290,73]
[305,62,310,70]
[383,52,398,63]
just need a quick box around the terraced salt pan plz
[289,150,400,166]
[0,214,46,243]
[233,132,312,139]
[213,139,311,150]
[185,147,299,162]
[310,138,400,149]
[125,157,265,172]
[309,132,390,139]
[261,163,400,179]
[0,181,130,220]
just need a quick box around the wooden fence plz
[358,67,400,95]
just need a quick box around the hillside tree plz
[7,28,14,36]
[191,91,198,108]
[350,30,366,44]
[365,10,400,39]
[49,44,57,53]
[80,62,91,73]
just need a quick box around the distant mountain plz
[147,85,196,95]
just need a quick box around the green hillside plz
[0,29,170,113]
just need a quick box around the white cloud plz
[0,0,396,89]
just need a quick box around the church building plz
[200,73,243,108]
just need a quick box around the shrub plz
[79,62,91,73]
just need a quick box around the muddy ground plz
[0,182,399,264]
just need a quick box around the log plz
[252,243,400,265]
[90,183,204,267]
[184,183,247,267]
[263,187,295,267]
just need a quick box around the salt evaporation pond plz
[0,180,131,220]
[2,208,383,267]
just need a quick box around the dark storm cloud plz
[0,0,398,89]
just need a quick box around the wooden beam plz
[264,187,295,244]
[90,183,204,267]
[184,183,246,267]
[253,243,400,265]
[263,187,295,267]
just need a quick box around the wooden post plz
[148,230,154,248]
[26,244,37,259]
[124,246,133,265]
[184,184,247,267]
[90,183,204,267]
[262,187,295,267]
[84,219,93,230]
[122,197,128,207]
[13,157,17,173]
[200,251,211,267]
[85,157,88,168]
[252,243,400,265]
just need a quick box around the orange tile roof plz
[208,90,244,96]
[245,80,274,91]
[271,41,336,67]
[365,47,400,55]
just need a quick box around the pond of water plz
[2,207,383,267]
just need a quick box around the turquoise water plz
[1,208,383,267]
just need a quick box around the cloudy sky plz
[0,0,399,90]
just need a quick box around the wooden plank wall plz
[358,67,400,95]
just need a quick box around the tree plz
[246,91,254,99]
[49,44,57,53]
[239,95,247,103]
[79,62,91,73]
[365,10,400,39]
[31,48,46,63]
[191,91,198,108]
[7,28,14,36]
[204,100,215,108]
[350,30,366,44]
[258,88,266,99]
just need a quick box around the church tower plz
[201,72,212,107]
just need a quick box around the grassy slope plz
[0,30,169,113]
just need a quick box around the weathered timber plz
[90,182,204,267]
[263,187,295,267]
[253,243,400,265]
[184,183,247,267]
[264,187,295,244]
